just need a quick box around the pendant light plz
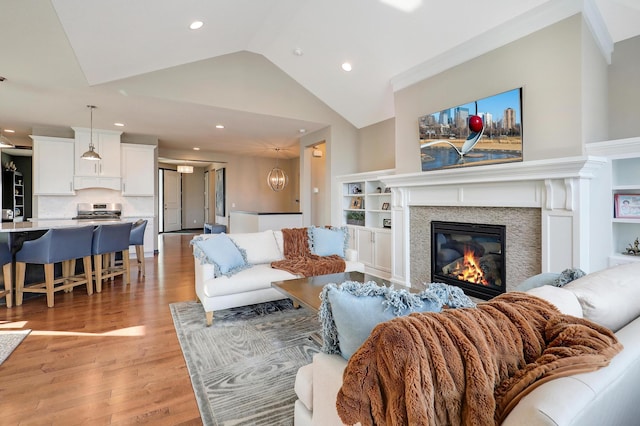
[0,129,15,148]
[267,148,288,191]
[81,105,101,160]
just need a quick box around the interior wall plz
[394,15,585,174]
[181,167,205,229]
[309,142,327,226]
[357,118,395,172]
[608,35,640,139]
[581,18,610,146]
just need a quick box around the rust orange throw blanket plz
[271,227,345,277]
[337,292,622,426]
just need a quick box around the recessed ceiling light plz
[341,62,352,72]
[216,124,224,129]
[190,21,204,30]
[193,147,200,151]
[299,129,306,133]
[4,129,15,133]
[293,48,304,56]
[114,122,125,127]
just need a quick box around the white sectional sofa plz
[294,261,640,425]
[192,229,364,326]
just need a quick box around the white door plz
[163,170,181,232]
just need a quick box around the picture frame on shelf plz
[348,183,362,194]
[383,218,391,228]
[351,196,363,209]
[615,194,640,219]
[384,187,391,193]
[381,202,390,210]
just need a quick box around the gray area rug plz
[0,329,30,365]
[170,300,321,426]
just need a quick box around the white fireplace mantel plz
[379,156,609,285]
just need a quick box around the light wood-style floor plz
[0,233,203,425]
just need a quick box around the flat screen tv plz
[418,87,523,172]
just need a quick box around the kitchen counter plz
[229,211,303,233]
[0,219,126,233]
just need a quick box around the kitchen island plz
[229,211,303,233]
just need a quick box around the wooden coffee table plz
[271,271,418,312]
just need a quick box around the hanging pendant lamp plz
[81,105,101,160]
[267,148,288,191]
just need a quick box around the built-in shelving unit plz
[587,137,640,266]
[337,169,395,277]
[2,170,24,222]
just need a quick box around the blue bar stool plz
[15,226,94,308]
[130,219,147,276]
[0,241,13,307]
[92,223,132,292]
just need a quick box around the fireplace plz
[431,221,506,300]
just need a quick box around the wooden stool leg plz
[123,249,130,285]
[94,254,103,293]
[136,245,145,276]
[15,262,26,306]
[83,256,93,295]
[2,263,12,308]
[44,263,55,308]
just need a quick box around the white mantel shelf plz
[374,155,611,286]
[379,156,607,188]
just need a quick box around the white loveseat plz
[294,261,640,425]
[193,229,365,326]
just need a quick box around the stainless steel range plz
[73,203,122,220]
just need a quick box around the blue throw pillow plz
[309,226,348,257]
[319,281,476,360]
[190,234,248,277]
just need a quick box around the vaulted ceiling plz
[0,0,638,160]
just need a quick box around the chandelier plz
[267,148,288,191]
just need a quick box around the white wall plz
[608,35,640,139]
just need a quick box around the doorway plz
[160,169,181,232]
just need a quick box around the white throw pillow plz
[228,231,284,264]
[563,262,640,331]
[526,285,583,318]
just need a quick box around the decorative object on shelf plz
[614,194,640,219]
[349,183,362,194]
[383,218,391,229]
[80,105,102,160]
[351,197,363,209]
[347,211,365,226]
[3,161,16,171]
[177,165,193,173]
[384,187,391,193]
[0,129,15,148]
[625,238,640,256]
[381,202,390,210]
[376,187,382,193]
[267,148,288,191]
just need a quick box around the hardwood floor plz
[0,234,203,425]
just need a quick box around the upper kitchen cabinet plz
[72,127,122,190]
[31,136,75,195]
[121,143,156,196]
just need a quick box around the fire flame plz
[454,248,489,286]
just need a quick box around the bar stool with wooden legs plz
[129,219,147,276]
[15,226,95,308]
[91,223,132,292]
[0,241,13,307]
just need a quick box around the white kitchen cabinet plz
[72,127,122,190]
[31,136,75,195]
[354,226,392,277]
[121,143,156,196]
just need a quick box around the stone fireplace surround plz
[379,156,607,289]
